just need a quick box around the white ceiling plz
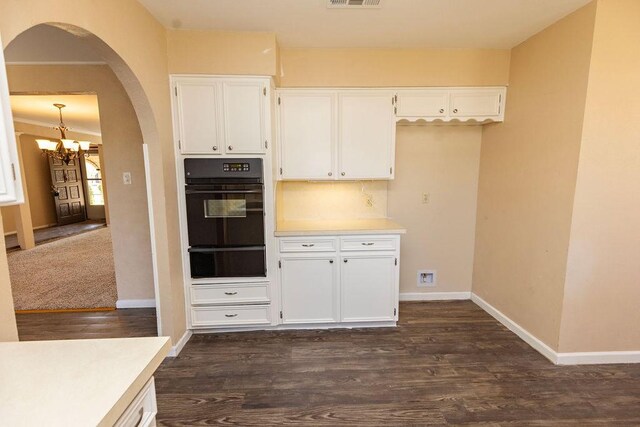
[137,0,592,49]
[11,95,102,136]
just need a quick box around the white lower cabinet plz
[115,377,157,427]
[280,256,339,324]
[278,234,400,327]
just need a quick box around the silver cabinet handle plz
[212,145,218,151]
[224,292,238,295]
[341,172,345,176]
[328,172,332,176]
[228,145,233,151]
[439,109,444,113]
[453,109,459,113]
[301,244,315,247]
[361,242,375,246]
[133,407,144,427]
[343,259,348,263]
[225,314,238,318]
[329,260,334,264]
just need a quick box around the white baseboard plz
[470,293,558,364]
[116,299,156,309]
[167,330,192,357]
[400,292,471,301]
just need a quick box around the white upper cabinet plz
[0,36,24,206]
[173,76,268,155]
[278,91,335,180]
[338,91,395,180]
[395,87,506,123]
[222,80,266,154]
[175,80,222,154]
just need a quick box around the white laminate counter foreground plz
[275,218,407,236]
[0,336,171,427]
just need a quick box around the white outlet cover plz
[417,269,437,287]
[123,172,132,185]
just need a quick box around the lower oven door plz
[189,246,266,278]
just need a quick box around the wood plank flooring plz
[16,308,157,341]
[154,301,640,426]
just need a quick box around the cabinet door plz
[175,80,222,154]
[0,35,23,206]
[338,92,395,180]
[278,92,335,180]
[280,257,338,324]
[396,90,448,118]
[341,255,396,322]
[222,80,266,154]
[449,89,503,118]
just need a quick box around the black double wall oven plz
[184,158,265,279]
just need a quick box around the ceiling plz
[137,0,592,49]
[11,95,102,136]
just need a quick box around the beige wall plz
[0,212,18,341]
[559,0,640,352]
[279,48,511,87]
[167,30,277,75]
[472,2,598,350]
[6,65,156,301]
[389,126,481,294]
[0,0,186,344]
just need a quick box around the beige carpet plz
[8,227,118,311]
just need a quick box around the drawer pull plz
[361,242,375,246]
[225,314,238,318]
[224,291,238,296]
[301,243,315,247]
[134,407,144,427]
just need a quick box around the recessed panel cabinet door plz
[395,90,449,118]
[175,81,222,154]
[341,255,396,322]
[222,80,266,154]
[449,89,502,118]
[279,92,335,180]
[338,92,395,180]
[0,35,23,206]
[280,257,339,324]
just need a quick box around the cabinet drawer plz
[279,237,337,253]
[191,305,271,328]
[191,283,269,305]
[115,377,157,427]
[340,236,397,252]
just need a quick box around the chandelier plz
[35,103,91,165]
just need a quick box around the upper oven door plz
[185,183,265,247]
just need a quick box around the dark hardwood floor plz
[155,301,640,426]
[16,308,157,341]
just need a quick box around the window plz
[84,152,104,206]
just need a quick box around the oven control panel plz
[223,162,250,172]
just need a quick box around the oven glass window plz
[204,199,247,218]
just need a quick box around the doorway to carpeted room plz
[8,227,117,311]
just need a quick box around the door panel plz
[176,81,222,154]
[338,92,395,180]
[279,92,335,180]
[341,255,395,322]
[396,90,448,117]
[449,90,502,117]
[49,157,86,225]
[222,81,265,154]
[280,257,338,324]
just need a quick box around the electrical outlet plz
[417,270,437,287]
[123,172,132,185]
[422,193,430,204]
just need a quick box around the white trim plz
[167,330,192,357]
[115,298,156,309]
[400,292,471,301]
[471,293,558,364]
[192,321,397,334]
[556,351,640,365]
[6,61,107,66]
[143,144,163,337]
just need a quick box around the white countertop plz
[0,336,171,427]
[275,218,406,236]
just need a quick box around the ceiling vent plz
[327,0,382,9]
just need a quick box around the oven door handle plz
[188,246,265,253]
[185,189,263,195]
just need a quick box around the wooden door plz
[278,91,336,180]
[49,157,86,225]
[175,79,222,154]
[280,256,339,324]
[340,255,396,322]
[338,91,395,180]
[222,80,266,154]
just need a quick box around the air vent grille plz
[328,0,382,9]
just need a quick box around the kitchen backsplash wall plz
[276,181,388,221]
